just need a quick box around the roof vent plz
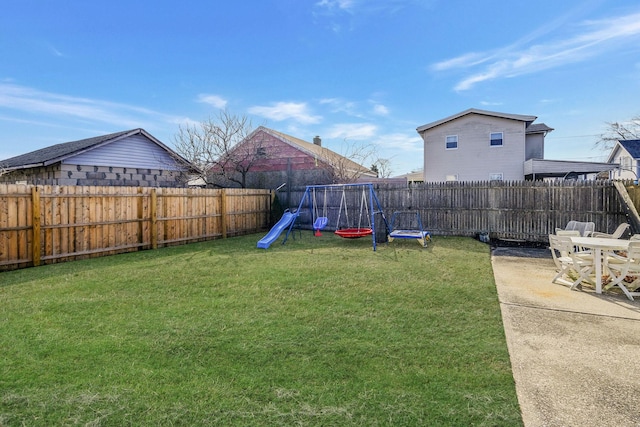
[313,136,321,146]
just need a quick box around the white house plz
[417,108,615,182]
[416,108,552,182]
[607,139,640,180]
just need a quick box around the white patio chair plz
[603,241,640,301]
[592,223,630,239]
[549,234,595,290]
[555,229,592,257]
[555,220,595,237]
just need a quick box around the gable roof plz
[1,128,194,171]
[416,108,537,134]
[607,139,640,162]
[254,126,376,177]
[619,139,640,158]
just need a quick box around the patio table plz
[569,236,631,294]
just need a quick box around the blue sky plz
[1,0,639,175]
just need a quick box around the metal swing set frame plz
[283,183,390,251]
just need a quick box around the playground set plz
[257,183,431,250]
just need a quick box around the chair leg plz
[552,265,578,288]
[605,273,638,301]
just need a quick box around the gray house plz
[0,128,197,187]
[417,108,613,181]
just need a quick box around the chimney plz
[313,136,321,146]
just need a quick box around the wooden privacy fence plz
[0,184,271,271]
[282,180,633,243]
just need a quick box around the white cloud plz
[0,83,183,129]
[248,101,322,124]
[47,43,64,57]
[480,101,503,107]
[315,0,355,13]
[372,104,389,116]
[324,123,377,140]
[372,133,422,152]
[313,0,429,33]
[197,94,227,109]
[432,10,640,91]
[316,0,427,15]
[319,97,362,117]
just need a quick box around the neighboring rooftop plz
[257,126,376,177]
[617,139,640,159]
[0,128,190,171]
[416,108,538,134]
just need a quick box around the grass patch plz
[0,233,522,426]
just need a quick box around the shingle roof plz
[618,140,640,159]
[416,108,537,134]
[0,129,138,169]
[0,129,194,171]
[257,127,376,176]
[526,123,554,134]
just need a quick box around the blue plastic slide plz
[257,211,298,249]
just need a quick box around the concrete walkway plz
[491,247,640,427]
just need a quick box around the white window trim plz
[490,132,503,147]
[445,135,458,150]
[489,173,503,181]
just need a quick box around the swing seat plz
[335,228,373,239]
[313,217,328,230]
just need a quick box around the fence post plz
[137,187,144,249]
[150,188,158,249]
[31,186,41,266]
[221,189,227,239]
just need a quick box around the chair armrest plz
[591,232,612,238]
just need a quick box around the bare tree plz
[597,114,640,151]
[372,158,393,178]
[319,139,378,184]
[173,110,266,188]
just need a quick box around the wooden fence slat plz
[0,185,271,271]
[1,181,635,271]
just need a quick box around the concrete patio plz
[491,247,640,426]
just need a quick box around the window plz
[622,156,632,169]
[256,147,267,157]
[489,173,503,181]
[446,135,458,149]
[490,132,503,147]
[445,174,458,181]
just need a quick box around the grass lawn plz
[0,232,522,426]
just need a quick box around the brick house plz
[208,126,377,189]
[0,128,197,187]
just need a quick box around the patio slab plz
[491,247,640,427]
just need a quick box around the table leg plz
[594,248,602,294]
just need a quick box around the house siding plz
[0,132,192,187]
[0,164,188,187]
[609,146,636,180]
[67,134,183,171]
[422,114,526,181]
[525,133,545,160]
